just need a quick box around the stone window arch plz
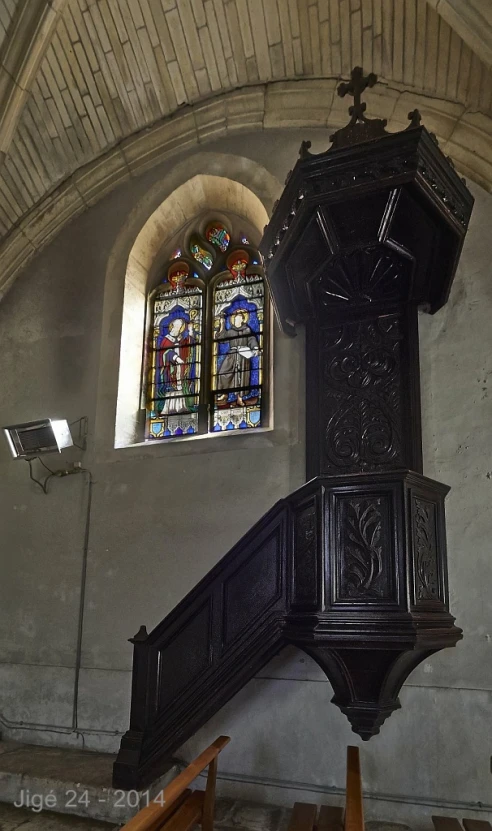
[113,172,273,449]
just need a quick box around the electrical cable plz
[10,461,110,746]
[37,456,55,474]
[72,468,93,734]
[25,457,55,494]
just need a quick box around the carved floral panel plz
[413,497,440,603]
[335,494,394,601]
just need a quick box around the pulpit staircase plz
[113,470,459,790]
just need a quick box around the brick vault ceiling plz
[0,0,491,246]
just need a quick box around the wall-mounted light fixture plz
[3,418,74,459]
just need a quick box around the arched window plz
[146,219,267,441]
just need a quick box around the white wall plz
[0,129,491,829]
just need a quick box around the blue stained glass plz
[239,420,247,429]
[250,410,261,425]
[187,425,195,434]
[226,421,234,430]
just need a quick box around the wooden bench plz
[120,736,230,831]
[288,747,364,831]
[433,817,492,831]
[289,757,492,831]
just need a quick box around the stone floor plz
[0,742,115,789]
[0,741,178,824]
[0,802,115,831]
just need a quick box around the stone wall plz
[0,128,491,828]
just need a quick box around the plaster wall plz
[0,129,491,828]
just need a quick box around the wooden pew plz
[120,736,230,831]
[433,817,492,831]
[287,746,363,831]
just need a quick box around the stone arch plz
[1,80,491,304]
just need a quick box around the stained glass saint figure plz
[158,307,197,415]
[215,302,260,404]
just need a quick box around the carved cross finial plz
[337,66,378,123]
[299,66,389,155]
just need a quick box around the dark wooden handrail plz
[120,736,230,831]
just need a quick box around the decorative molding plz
[0,81,491,304]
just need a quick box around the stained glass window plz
[212,273,264,433]
[206,222,230,252]
[146,221,267,441]
[147,263,202,439]
[190,235,214,270]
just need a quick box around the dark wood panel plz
[292,498,319,608]
[156,599,213,711]
[223,529,283,647]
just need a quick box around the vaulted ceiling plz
[0,0,491,298]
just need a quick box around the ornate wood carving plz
[318,247,411,308]
[321,315,404,474]
[339,497,384,598]
[413,497,440,603]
